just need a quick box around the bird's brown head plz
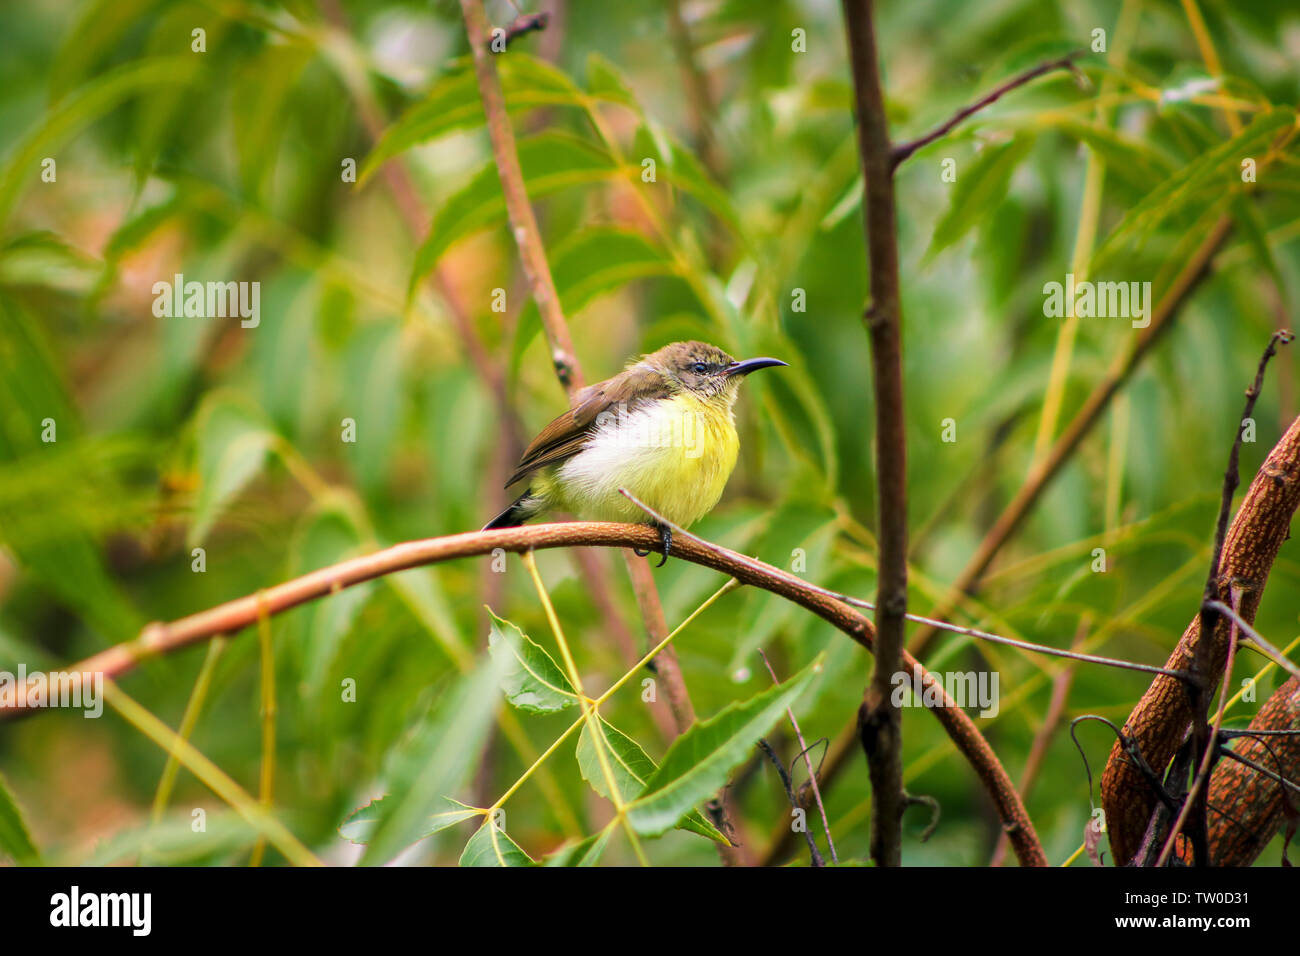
[642,340,788,400]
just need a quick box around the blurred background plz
[1,0,1299,865]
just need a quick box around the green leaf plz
[189,394,278,547]
[0,296,142,641]
[1230,193,1287,306]
[0,771,38,864]
[82,812,254,866]
[339,795,478,846]
[408,131,621,293]
[359,654,505,865]
[486,610,578,713]
[1093,108,1296,267]
[290,507,374,696]
[360,54,598,184]
[0,57,197,230]
[577,716,729,845]
[543,826,614,866]
[631,121,741,233]
[926,134,1037,259]
[585,53,640,107]
[550,228,677,315]
[459,819,534,867]
[626,653,825,837]
[1045,119,1177,189]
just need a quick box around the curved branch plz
[0,521,1046,866]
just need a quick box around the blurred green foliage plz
[1,0,1299,866]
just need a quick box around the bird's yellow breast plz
[537,392,740,527]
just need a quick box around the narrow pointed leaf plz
[486,610,578,712]
[359,655,504,865]
[627,654,825,837]
[543,826,615,867]
[577,717,728,844]
[459,820,534,867]
[927,134,1036,259]
[0,771,38,864]
[339,795,478,846]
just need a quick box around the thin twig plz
[890,52,1085,168]
[990,616,1088,866]
[758,739,824,867]
[1157,588,1243,866]
[1184,330,1292,865]
[758,649,838,864]
[460,0,580,391]
[619,487,1191,681]
[490,11,550,50]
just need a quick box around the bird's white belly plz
[552,398,739,527]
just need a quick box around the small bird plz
[484,341,787,564]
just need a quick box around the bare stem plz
[842,0,909,869]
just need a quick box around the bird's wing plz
[504,367,668,487]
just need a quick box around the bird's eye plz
[691,362,708,374]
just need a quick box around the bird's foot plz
[655,522,672,567]
[633,522,673,566]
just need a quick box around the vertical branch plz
[460,0,581,393]
[842,0,909,867]
[458,0,739,860]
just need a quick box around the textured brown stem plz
[1203,676,1300,866]
[1101,415,1300,865]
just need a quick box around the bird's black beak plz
[723,357,788,378]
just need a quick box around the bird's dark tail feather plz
[483,491,535,530]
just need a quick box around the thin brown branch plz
[494,11,550,50]
[0,521,1047,866]
[890,52,1084,168]
[990,616,1088,866]
[621,488,1191,681]
[758,738,824,867]
[460,0,580,392]
[842,0,909,868]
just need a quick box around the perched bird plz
[484,341,787,564]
